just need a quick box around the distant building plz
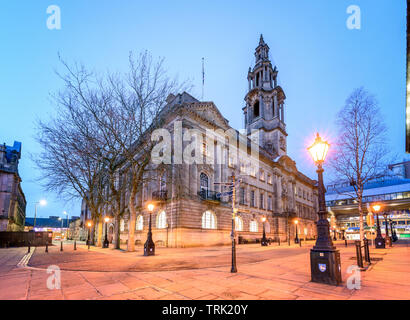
[0,141,26,231]
[326,161,410,240]
[25,216,80,240]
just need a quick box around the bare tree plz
[34,64,108,245]
[329,87,388,242]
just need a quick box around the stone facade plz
[84,36,319,248]
[0,141,26,231]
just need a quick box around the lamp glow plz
[147,203,155,212]
[307,133,330,164]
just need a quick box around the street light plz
[144,203,155,256]
[103,216,110,248]
[372,203,385,248]
[63,211,69,239]
[261,216,268,246]
[307,133,342,285]
[33,199,47,230]
[294,219,299,244]
[86,221,92,250]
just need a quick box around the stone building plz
[85,36,319,248]
[0,141,26,231]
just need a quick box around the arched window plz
[200,173,209,192]
[136,215,144,231]
[253,100,260,118]
[202,211,217,229]
[157,211,167,229]
[250,220,258,232]
[235,216,243,231]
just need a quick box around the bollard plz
[45,243,48,253]
[355,240,363,268]
[345,239,348,247]
[27,243,31,253]
[74,240,77,251]
[60,241,63,252]
[299,239,302,247]
[278,238,280,246]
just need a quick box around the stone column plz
[274,95,278,118]
[260,94,264,118]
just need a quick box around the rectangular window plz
[260,193,264,209]
[268,196,272,210]
[267,174,272,184]
[239,188,245,205]
[260,170,265,181]
[251,191,255,207]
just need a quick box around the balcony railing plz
[198,189,221,202]
[152,190,168,201]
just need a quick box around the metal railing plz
[198,189,221,202]
[355,239,371,268]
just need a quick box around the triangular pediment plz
[187,102,230,129]
[277,155,298,173]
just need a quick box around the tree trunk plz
[114,214,121,249]
[96,217,103,247]
[127,196,136,252]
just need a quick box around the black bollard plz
[27,244,31,253]
[345,239,348,247]
[60,241,63,252]
[299,239,302,247]
[45,243,48,253]
[355,240,363,268]
[278,238,281,246]
[74,240,77,251]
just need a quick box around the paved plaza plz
[0,241,409,300]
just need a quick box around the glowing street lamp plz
[372,203,385,249]
[307,133,341,286]
[103,216,110,248]
[294,219,299,244]
[144,203,155,256]
[261,216,268,246]
[86,220,92,249]
[33,199,47,230]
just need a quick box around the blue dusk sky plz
[0,1,406,218]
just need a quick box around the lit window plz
[157,211,167,229]
[250,220,258,232]
[202,211,217,229]
[267,175,272,184]
[136,215,143,231]
[260,170,265,181]
[235,216,243,231]
[120,219,125,232]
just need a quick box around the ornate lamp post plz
[372,204,385,248]
[261,216,268,246]
[144,203,155,256]
[390,219,398,242]
[294,219,299,244]
[103,216,110,248]
[383,213,392,247]
[86,221,92,250]
[307,133,341,285]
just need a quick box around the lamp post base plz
[310,249,342,286]
[294,237,299,244]
[144,236,155,256]
[261,238,268,246]
[375,235,385,248]
[103,239,109,248]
